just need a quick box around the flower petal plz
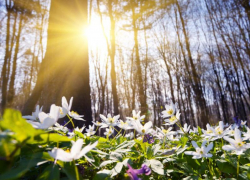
[70,139,83,158]
[191,141,199,149]
[222,145,235,151]
[77,141,98,159]
[49,148,73,162]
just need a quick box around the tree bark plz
[22,0,92,127]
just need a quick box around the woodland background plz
[0,0,250,128]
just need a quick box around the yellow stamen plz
[167,109,173,115]
[169,116,177,122]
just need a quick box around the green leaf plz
[0,157,46,180]
[216,159,236,175]
[31,133,71,144]
[93,169,111,180]
[0,109,43,142]
[248,167,250,179]
[197,126,202,135]
[0,136,17,158]
[57,161,81,180]
[183,176,200,180]
[179,136,189,147]
[36,164,60,180]
[146,146,154,159]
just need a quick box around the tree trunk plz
[22,0,92,127]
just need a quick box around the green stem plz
[73,160,80,180]
[123,130,126,137]
[114,127,119,133]
[63,120,71,127]
[162,136,166,149]
[208,158,214,177]
[111,129,122,143]
[95,126,99,135]
[67,115,75,129]
[237,155,240,178]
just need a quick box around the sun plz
[82,15,109,50]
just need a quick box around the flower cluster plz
[3,100,249,180]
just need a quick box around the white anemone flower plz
[204,121,229,141]
[163,110,181,125]
[185,141,213,159]
[104,127,114,137]
[222,127,250,155]
[92,121,103,127]
[48,139,98,162]
[86,125,96,136]
[118,120,133,130]
[23,105,43,121]
[243,127,250,141]
[50,122,68,133]
[190,127,198,134]
[156,126,177,137]
[161,102,178,118]
[211,121,230,140]
[201,124,214,138]
[241,120,247,127]
[59,96,73,118]
[177,123,190,134]
[126,110,145,122]
[27,104,60,129]
[167,134,181,141]
[125,132,134,140]
[132,121,152,136]
[68,126,85,137]
[68,110,85,121]
[99,114,120,128]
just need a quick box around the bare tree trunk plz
[132,4,147,119]
[23,0,92,127]
[7,12,24,106]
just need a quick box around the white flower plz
[161,102,178,118]
[50,122,68,133]
[68,111,85,121]
[132,121,152,136]
[125,132,134,139]
[59,96,73,118]
[201,124,214,138]
[226,124,238,137]
[212,121,230,140]
[204,121,229,141]
[104,127,114,137]
[177,123,190,134]
[86,125,96,136]
[190,127,198,134]
[163,110,181,125]
[48,139,98,162]
[27,104,60,129]
[118,120,133,130]
[92,121,103,127]
[243,126,250,141]
[156,126,177,137]
[23,105,43,121]
[222,127,250,155]
[126,110,145,122]
[241,120,247,127]
[185,141,213,159]
[68,126,85,137]
[167,134,180,141]
[100,114,119,128]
